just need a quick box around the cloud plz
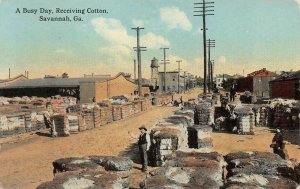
[160,7,192,31]
[99,45,131,57]
[295,0,300,11]
[159,55,205,77]
[90,17,171,77]
[132,19,144,27]
[91,17,170,49]
[91,17,134,46]
[141,32,170,48]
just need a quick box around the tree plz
[62,72,69,78]
[221,78,235,91]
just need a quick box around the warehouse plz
[0,73,147,103]
[236,68,278,98]
[80,73,148,103]
[270,70,300,100]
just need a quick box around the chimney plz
[9,68,11,79]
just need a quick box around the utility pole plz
[176,60,182,93]
[132,27,146,97]
[194,0,214,94]
[210,60,214,91]
[183,71,187,93]
[9,68,11,80]
[207,39,215,93]
[160,48,170,93]
[133,59,136,81]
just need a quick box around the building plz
[215,74,233,88]
[236,68,278,98]
[80,73,146,103]
[0,74,28,88]
[270,70,300,100]
[158,71,185,93]
[0,73,148,103]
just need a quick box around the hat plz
[276,129,280,133]
[139,126,147,131]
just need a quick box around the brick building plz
[270,70,300,100]
[236,68,278,98]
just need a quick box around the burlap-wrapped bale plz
[224,151,297,188]
[37,169,131,189]
[194,100,214,126]
[187,125,213,151]
[148,126,181,167]
[174,110,194,120]
[140,166,222,189]
[52,114,70,136]
[53,156,133,174]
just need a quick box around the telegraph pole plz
[207,39,215,93]
[133,59,136,81]
[183,71,187,93]
[210,60,214,91]
[194,0,214,94]
[176,60,182,93]
[132,27,146,97]
[160,48,170,92]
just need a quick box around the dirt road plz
[212,127,300,162]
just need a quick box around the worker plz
[230,85,236,102]
[138,126,151,172]
[44,102,57,137]
[128,126,151,172]
[271,129,283,155]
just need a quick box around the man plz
[272,129,283,154]
[138,126,151,172]
[44,102,57,137]
[230,85,236,102]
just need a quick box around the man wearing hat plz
[138,126,151,172]
[271,129,283,154]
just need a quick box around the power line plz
[194,0,215,94]
[132,27,147,97]
[160,47,170,92]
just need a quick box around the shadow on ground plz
[119,143,141,164]
[35,131,52,137]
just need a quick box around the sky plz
[0,0,300,79]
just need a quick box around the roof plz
[0,76,111,89]
[151,57,159,68]
[0,74,27,83]
[159,71,179,74]
[247,68,278,77]
[271,70,300,82]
